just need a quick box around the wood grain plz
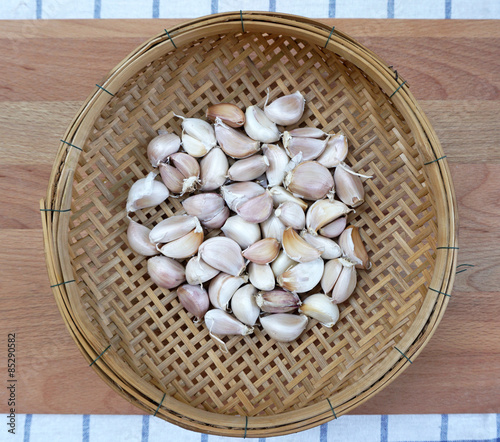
[0,19,498,415]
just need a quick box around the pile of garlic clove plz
[126,93,373,344]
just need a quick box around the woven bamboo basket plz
[41,12,458,437]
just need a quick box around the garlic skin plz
[317,134,348,168]
[264,91,305,126]
[288,127,325,138]
[235,191,274,224]
[256,289,301,313]
[200,147,229,191]
[228,155,269,182]
[282,227,322,263]
[301,231,342,260]
[242,238,280,265]
[206,103,245,128]
[126,172,169,212]
[147,256,185,289]
[306,199,351,235]
[209,273,247,311]
[277,258,324,293]
[282,132,327,161]
[284,161,334,201]
[271,251,295,278]
[149,215,198,244]
[177,284,209,321]
[263,144,289,187]
[127,219,159,256]
[339,226,371,269]
[321,258,343,293]
[214,118,260,159]
[182,133,211,158]
[221,215,261,249]
[269,186,308,211]
[185,255,220,285]
[182,193,226,226]
[331,259,357,304]
[260,213,286,243]
[198,237,246,276]
[248,263,275,291]
[205,309,253,336]
[147,133,181,167]
[158,225,204,259]
[244,106,280,143]
[221,181,265,211]
[176,115,216,153]
[260,313,308,343]
[319,216,347,238]
[231,284,260,326]
[299,294,340,327]
[334,164,365,208]
[275,201,306,231]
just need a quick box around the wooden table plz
[0,19,499,415]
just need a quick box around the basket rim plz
[41,11,458,437]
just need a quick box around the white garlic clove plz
[306,199,351,235]
[319,216,347,238]
[206,103,245,128]
[299,294,339,327]
[338,226,371,269]
[244,105,280,143]
[242,238,280,265]
[221,181,265,211]
[263,144,289,187]
[159,163,185,194]
[147,256,185,289]
[269,186,308,211]
[149,215,198,244]
[334,164,365,208]
[202,206,230,229]
[260,213,286,243]
[271,250,295,278]
[126,172,169,212]
[182,132,210,158]
[176,115,216,152]
[260,313,308,343]
[263,91,305,126]
[200,147,229,191]
[256,289,301,313]
[205,309,253,336]
[301,231,342,260]
[248,262,275,291]
[282,132,327,161]
[321,258,344,294]
[170,152,200,194]
[284,161,334,201]
[277,258,324,293]
[221,215,262,249]
[214,118,260,158]
[228,155,269,182]
[198,237,246,276]
[185,255,220,285]
[288,127,325,138]
[331,259,357,304]
[127,219,159,256]
[236,191,273,224]
[177,284,209,321]
[275,201,306,231]
[147,132,181,167]
[158,226,204,259]
[282,227,322,263]
[231,284,260,326]
[182,193,226,225]
[317,134,348,168]
[208,273,247,311]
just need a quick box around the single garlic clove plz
[301,231,342,260]
[331,259,357,304]
[256,289,301,313]
[158,226,204,260]
[206,103,245,128]
[127,219,159,256]
[288,127,325,138]
[244,105,280,143]
[228,154,269,182]
[284,161,334,201]
[221,215,262,249]
[306,199,351,235]
[277,258,324,293]
[263,91,305,126]
[149,215,198,244]
[321,258,344,293]
[177,284,209,321]
[169,152,200,194]
[334,164,365,207]
[185,255,220,285]
[147,132,181,167]
[147,255,185,289]
[282,132,327,161]
[182,193,226,225]
[260,213,286,243]
[236,191,273,224]
[205,309,253,336]
[242,238,280,265]
[200,147,229,191]
[198,237,246,276]
[230,284,260,326]
[159,163,185,194]
[339,226,371,269]
[177,116,216,151]
[317,134,348,168]
[202,206,230,230]
[275,201,306,231]
[214,118,260,158]
[271,250,295,278]
[263,144,289,187]
[299,293,340,327]
[269,186,308,211]
[182,132,210,157]
[319,216,347,238]
[208,273,247,311]
[126,172,169,212]
[282,227,322,263]
[248,262,275,291]
[260,313,308,343]
[221,181,265,211]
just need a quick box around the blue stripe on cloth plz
[211,0,218,14]
[329,0,336,18]
[152,0,159,18]
[36,0,42,19]
[258,438,266,442]
[82,415,90,442]
[445,0,452,19]
[141,415,150,442]
[201,434,208,442]
[497,413,500,439]
[94,0,101,18]
[441,414,448,440]
[387,0,394,18]
[269,0,276,12]
[320,423,328,442]
[23,414,32,442]
[381,415,388,442]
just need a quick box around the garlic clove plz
[126,172,169,212]
[127,219,159,256]
[176,115,216,151]
[231,284,260,326]
[321,258,344,293]
[306,199,351,235]
[147,133,181,167]
[299,294,340,327]
[288,127,325,138]
[206,103,245,128]
[282,132,327,161]
[260,313,308,343]
[275,201,306,231]
[334,164,365,208]
[235,191,273,224]
[256,289,301,313]
[177,284,209,321]
[331,259,357,304]
[301,231,342,260]
[200,147,229,191]
[339,226,371,269]
[208,273,247,311]
[228,155,269,182]
[182,193,226,225]
[149,215,198,244]
[248,262,275,291]
[205,309,253,336]
[277,258,324,293]
[159,163,185,194]
[242,238,280,265]
[221,215,261,249]
[244,105,280,143]
[185,255,220,285]
[182,132,210,157]
[271,250,295,278]
[269,186,308,211]
[147,255,185,289]
[169,152,200,194]
[202,206,230,230]
[282,227,322,263]
[284,161,334,201]
[158,226,204,259]
[263,91,305,126]
[198,237,246,276]
[214,118,260,158]
[317,134,348,168]
[221,181,265,211]
[319,216,347,238]
[263,144,289,187]
[260,213,286,243]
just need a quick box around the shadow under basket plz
[41,12,458,437]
